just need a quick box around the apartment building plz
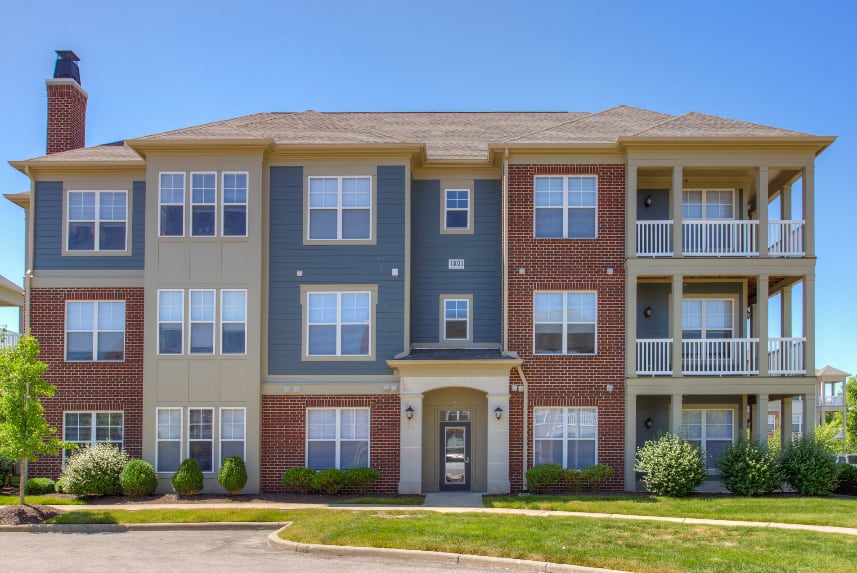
[7,52,834,493]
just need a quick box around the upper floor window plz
[158,290,184,355]
[223,172,248,236]
[444,189,471,232]
[189,289,215,354]
[308,176,372,240]
[534,176,597,238]
[221,290,247,355]
[442,297,470,341]
[65,301,125,361]
[534,291,597,355]
[191,173,216,237]
[307,291,371,356]
[160,173,185,237]
[67,191,127,251]
[682,299,734,339]
[682,189,735,220]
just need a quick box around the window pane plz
[309,210,337,239]
[534,324,562,353]
[222,291,246,321]
[446,319,467,339]
[67,332,93,361]
[160,205,183,236]
[308,325,336,355]
[341,293,369,323]
[191,205,215,236]
[69,192,95,220]
[534,293,563,322]
[189,442,213,473]
[189,409,213,439]
[309,178,339,207]
[342,209,370,239]
[157,409,182,439]
[99,222,126,250]
[568,209,595,238]
[191,173,216,203]
[535,208,562,238]
[534,409,563,439]
[342,177,371,207]
[307,410,336,439]
[307,442,335,470]
[221,441,244,462]
[308,293,337,323]
[221,410,245,440]
[190,323,214,354]
[159,292,183,321]
[190,291,214,321]
[68,222,95,250]
[446,210,468,229]
[534,177,563,205]
[99,192,126,220]
[568,440,596,470]
[67,302,94,330]
[222,323,246,354]
[159,324,182,354]
[223,205,246,236]
[157,442,180,472]
[534,439,562,466]
[341,324,369,355]
[340,441,368,469]
[566,324,595,354]
[97,332,124,360]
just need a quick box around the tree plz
[846,375,857,452]
[0,334,67,505]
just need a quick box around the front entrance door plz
[439,416,471,490]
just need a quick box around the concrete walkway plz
[423,491,484,507]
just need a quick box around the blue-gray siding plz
[267,165,406,375]
[34,180,146,270]
[637,281,745,338]
[411,179,501,344]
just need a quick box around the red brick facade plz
[506,164,626,491]
[260,394,401,493]
[28,287,144,478]
[46,81,87,154]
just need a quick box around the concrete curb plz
[266,524,629,573]
[0,521,285,533]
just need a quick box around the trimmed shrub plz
[172,458,204,495]
[25,477,56,495]
[716,437,781,496]
[55,477,66,493]
[217,457,248,495]
[120,459,158,496]
[526,464,564,493]
[779,434,838,495]
[635,433,706,497]
[312,468,345,494]
[282,467,316,494]
[343,467,379,494]
[834,464,857,496]
[60,444,130,497]
[580,463,613,489]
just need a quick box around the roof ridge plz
[630,110,684,136]
[137,112,277,140]
[502,112,594,143]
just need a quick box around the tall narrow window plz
[156,408,182,472]
[67,191,127,251]
[534,176,597,238]
[443,298,469,340]
[308,176,371,240]
[533,407,597,469]
[189,290,215,354]
[306,408,369,469]
[307,291,370,356]
[223,172,248,236]
[444,189,470,231]
[159,173,185,237]
[65,301,125,361]
[220,408,246,463]
[533,292,597,354]
[158,290,184,354]
[188,408,214,472]
[221,290,247,355]
[191,173,216,236]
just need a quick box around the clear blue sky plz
[1,0,854,375]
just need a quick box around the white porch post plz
[781,285,793,338]
[626,272,637,377]
[486,393,510,494]
[671,275,683,376]
[757,166,769,257]
[803,275,816,375]
[752,393,769,442]
[625,391,638,491]
[781,398,793,448]
[758,275,769,377]
[803,392,818,435]
[671,166,683,257]
[670,393,683,435]
[398,392,424,494]
[803,166,815,258]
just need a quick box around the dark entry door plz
[439,421,470,490]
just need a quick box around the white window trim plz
[306,407,370,470]
[440,295,472,343]
[189,289,216,355]
[222,171,249,237]
[682,188,736,220]
[156,407,182,473]
[681,406,737,470]
[158,289,185,355]
[533,291,598,355]
[302,286,376,361]
[66,190,129,252]
[306,175,373,242]
[190,172,217,237]
[443,188,472,233]
[159,172,186,237]
[62,410,124,464]
[219,407,247,464]
[220,289,248,355]
[681,297,737,339]
[533,406,598,469]
[64,300,126,362]
[533,175,598,239]
[188,407,215,473]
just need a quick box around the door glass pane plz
[444,426,466,484]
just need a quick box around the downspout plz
[516,364,529,490]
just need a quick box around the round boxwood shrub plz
[716,437,781,496]
[779,433,838,495]
[119,459,159,496]
[25,477,56,495]
[172,458,204,495]
[526,464,565,493]
[54,477,66,494]
[834,464,857,496]
[635,433,706,497]
[282,467,316,494]
[580,463,613,489]
[311,468,345,494]
[60,443,130,497]
[217,456,248,495]
[343,467,379,494]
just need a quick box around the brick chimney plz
[46,50,87,154]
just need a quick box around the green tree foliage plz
[846,375,857,451]
[0,334,68,504]
[716,437,781,496]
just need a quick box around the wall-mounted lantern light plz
[644,417,654,429]
[405,406,414,420]
[494,406,503,420]
[644,195,653,208]
[644,306,653,318]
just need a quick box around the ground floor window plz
[306,407,369,469]
[533,407,597,469]
[63,411,123,462]
[220,407,246,463]
[188,408,214,472]
[156,408,182,472]
[681,408,734,469]
[156,406,246,473]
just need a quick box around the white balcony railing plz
[681,338,759,375]
[636,221,673,257]
[636,339,673,375]
[0,330,20,349]
[682,220,758,256]
[767,337,806,375]
[768,220,805,257]
[822,395,845,407]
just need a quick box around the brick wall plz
[28,287,144,478]
[47,82,87,154]
[507,164,626,491]
[261,394,401,493]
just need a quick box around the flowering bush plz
[635,433,705,497]
[60,444,130,497]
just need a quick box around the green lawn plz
[46,508,857,573]
[485,494,857,528]
[0,494,84,506]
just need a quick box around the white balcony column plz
[757,166,769,257]
[752,393,769,442]
[781,285,793,338]
[624,391,638,491]
[670,393,683,434]
[803,391,817,435]
[671,275,683,376]
[802,166,815,257]
[803,275,816,374]
[781,183,792,220]
[671,166,683,258]
[398,393,424,494]
[486,393,511,494]
[626,273,637,376]
[758,274,769,377]
[626,162,638,257]
[781,397,794,447]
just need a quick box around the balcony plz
[0,330,20,349]
[822,396,845,407]
[636,337,807,376]
[636,220,805,257]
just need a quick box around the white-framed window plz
[63,411,123,462]
[534,175,597,238]
[307,176,372,240]
[306,407,369,469]
[221,290,247,355]
[222,172,248,237]
[682,299,734,339]
[189,290,215,354]
[156,407,182,472]
[307,291,371,356]
[682,189,735,220]
[188,407,214,472]
[220,407,246,463]
[443,298,469,341]
[158,290,184,355]
[444,189,470,231]
[533,291,597,355]
[65,301,125,361]
[792,413,803,435]
[67,190,127,251]
[191,172,216,237]
[767,414,776,433]
[159,172,185,237]
[533,407,597,469]
[681,408,734,469]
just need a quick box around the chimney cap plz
[55,50,80,62]
[53,50,81,84]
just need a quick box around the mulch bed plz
[0,504,64,525]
